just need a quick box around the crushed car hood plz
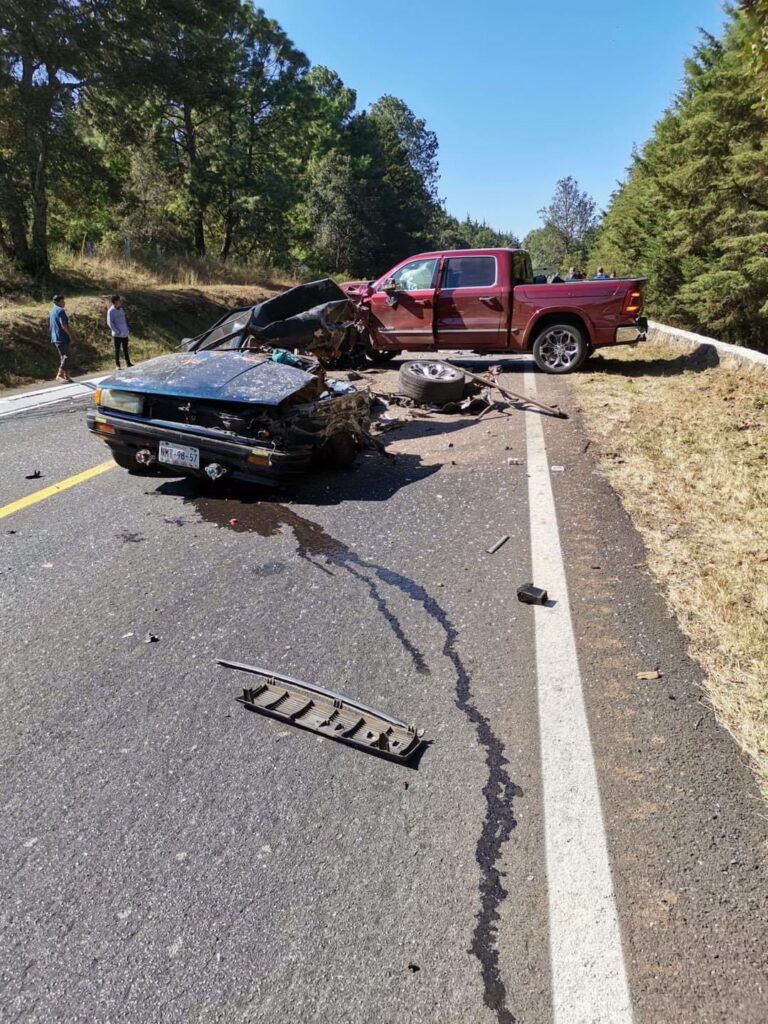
[105,352,319,406]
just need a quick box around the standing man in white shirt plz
[107,294,133,369]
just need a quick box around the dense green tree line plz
[590,4,768,348]
[0,0,512,282]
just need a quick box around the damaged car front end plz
[87,349,370,483]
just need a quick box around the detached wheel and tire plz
[531,322,588,373]
[398,361,466,404]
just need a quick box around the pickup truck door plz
[365,257,438,350]
[435,254,503,349]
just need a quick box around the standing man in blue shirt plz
[49,294,73,382]
[107,294,133,369]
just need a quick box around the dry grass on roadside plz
[573,341,768,794]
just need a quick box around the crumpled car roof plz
[182,279,351,353]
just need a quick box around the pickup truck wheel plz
[532,323,588,374]
[399,360,466,405]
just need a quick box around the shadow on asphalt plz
[153,447,440,510]
[588,342,719,377]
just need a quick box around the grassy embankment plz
[0,252,293,388]
[573,340,768,795]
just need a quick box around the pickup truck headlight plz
[97,388,143,415]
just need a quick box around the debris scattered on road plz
[507,457,524,466]
[25,470,42,480]
[551,465,565,473]
[486,535,510,555]
[220,659,426,763]
[407,963,420,973]
[517,583,549,605]
[228,518,238,526]
[122,631,134,638]
[41,562,53,568]
[636,670,662,680]
[145,632,160,643]
[437,360,568,419]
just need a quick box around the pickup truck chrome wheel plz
[532,323,588,374]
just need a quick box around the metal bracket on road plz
[219,659,426,763]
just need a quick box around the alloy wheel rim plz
[409,362,463,381]
[539,329,580,369]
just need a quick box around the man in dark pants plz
[107,294,133,369]
[49,294,73,382]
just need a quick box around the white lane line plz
[525,370,634,1024]
[0,376,107,419]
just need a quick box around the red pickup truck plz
[344,247,647,373]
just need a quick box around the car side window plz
[388,258,438,292]
[442,256,497,289]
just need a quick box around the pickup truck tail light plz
[622,287,644,316]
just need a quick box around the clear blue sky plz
[267,0,727,238]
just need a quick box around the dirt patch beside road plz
[572,341,768,795]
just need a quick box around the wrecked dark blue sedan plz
[86,282,371,483]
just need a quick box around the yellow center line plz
[0,460,116,521]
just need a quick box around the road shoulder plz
[536,371,768,1024]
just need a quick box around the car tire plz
[316,431,359,470]
[367,349,400,365]
[532,322,588,373]
[398,360,466,404]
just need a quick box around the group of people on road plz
[48,294,133,382]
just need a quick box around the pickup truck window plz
[442,256,497,289]
[389,258,438,292]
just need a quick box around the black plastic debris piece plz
[25,470,42,480]
[219,659,425,764]
[517,583,548,605]
[486,535,510,555]
[407,963,420,973]
[144,632,160,643]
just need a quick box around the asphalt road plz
[1,356,766,1024]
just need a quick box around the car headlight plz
[98,388,143,415]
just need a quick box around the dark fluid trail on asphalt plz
[185,486,520,1024]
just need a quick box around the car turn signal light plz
[247,450,271,467]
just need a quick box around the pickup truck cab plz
[345,247,647,373]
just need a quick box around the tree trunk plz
[0,159,32,267]
[219,205,235,262]
[183,103,206,256]
[20,57,51,280]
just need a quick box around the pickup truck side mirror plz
[381,278,400,295]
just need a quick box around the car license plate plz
[158,442,200,469]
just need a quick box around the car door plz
[365,257,438,350]
[435,254,503,349]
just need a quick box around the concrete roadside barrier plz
[648,320,768,373]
